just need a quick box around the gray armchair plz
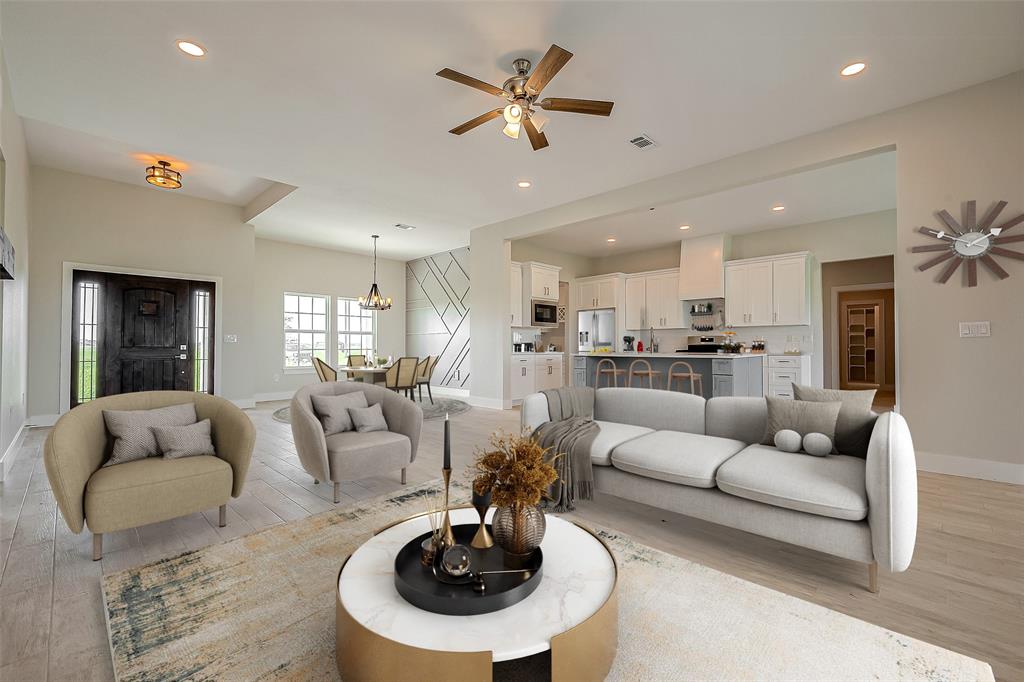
[291,382,423,503]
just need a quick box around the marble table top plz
[338,507,616,662]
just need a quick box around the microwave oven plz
[531,300,559,327]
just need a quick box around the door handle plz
[179,353,187,359]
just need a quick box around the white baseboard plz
[429,385,470,398]
[28,414,59,427]
[254,391,294,403]
[466,394,509,411]
[916,450,1024,485]
[1,422,26,481]
[230,398,256,409]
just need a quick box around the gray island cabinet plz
[572,353,764,398]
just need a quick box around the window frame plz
[337,296,376,367]
[283,291,331,373]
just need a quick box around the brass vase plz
[492,503,546,568]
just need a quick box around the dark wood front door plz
[71,271,215,407]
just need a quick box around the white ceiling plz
[523,151,898,257]
[2,2,1022,260]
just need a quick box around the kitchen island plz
[571,352,764,397]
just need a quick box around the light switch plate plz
[959,321,991,338]
[225,334,239,343]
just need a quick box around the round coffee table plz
[336,507,618,681]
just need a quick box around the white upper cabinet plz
[595,278,616,308]
[577,276,617,309]
[510,261,523,327]
[679,234,731,300]
[577,280,597,310]
[771,256,810,325]
[525,262,560,301]
[625,271,684,330]
[624,277,646,329]
[724,253,810,327]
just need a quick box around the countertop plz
[571,352,765,359]
[512,352,565,357]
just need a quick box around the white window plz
[284,293,329,369]
[337,297,375,365]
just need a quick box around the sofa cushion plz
[792,384,877,458]
[102,402,198,466]
[312,391,367,435]
[153,419,216,459]
[595,388,705,434]
[85,455,232,533]
[325,430,412,481]
[610,430,746,488]
[590,421,653,466]
[716,444,868,521]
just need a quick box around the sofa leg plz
[867,561,879,594]
[219,504,227,527]
[401,468,407,485]
[93,533,102,561]
[334,482,341,504]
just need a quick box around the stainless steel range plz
[681,335,725,353]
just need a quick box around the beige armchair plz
[43,391,255,560]
[291,381,422,503]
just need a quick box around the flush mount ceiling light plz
[516,180,532,188]
[394,223,417,231]
[606,237,617,243]
[771,205,786,212]
[176,40,206,57]
[840,61,866,77]
[145,160,182,189]
[359,235,393,311]
[679,225,691,230]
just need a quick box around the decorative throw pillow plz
[802,432,834,457]
[773,429,802,453]
[348,403,389,433]
[312,392,368,435]
[153,419,216,459]
[792,384,877,458]
[761,397,842,448]
[103,402,198,467]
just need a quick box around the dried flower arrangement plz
[472,431,559,507]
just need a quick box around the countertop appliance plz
[623,335,635,351]
[523,342,534,352]
[682,335,725,353]
[531,300,559,327]
[578,308,615,352]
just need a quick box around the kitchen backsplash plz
[626,325,813,355]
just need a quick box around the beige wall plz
[253,238,405,398]
[0,48,30,463]
[822,257,896,388]
[472,72,1023,482]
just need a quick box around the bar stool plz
[668,361,704,396]
[595,358,627,387]
[628,359,663,389]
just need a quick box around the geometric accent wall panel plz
[406,246,470,389]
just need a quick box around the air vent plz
[628,133,657,150]
[394,223,417,231]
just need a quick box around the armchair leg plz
[334,482,341,504]
[93,533,103,561]
[219,504,227,528]
[426,383,433,405]
[314,478,319,484]
[867,561,879,594]
[401,468,407,485]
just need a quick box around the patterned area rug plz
[102,483,994,682]
[272,396,470,424]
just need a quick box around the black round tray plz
[393,523,543,615]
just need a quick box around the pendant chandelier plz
[145,160,182,189]
[359,235,393,311]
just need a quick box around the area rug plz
[102,483,994,682]
[272,395,471,424]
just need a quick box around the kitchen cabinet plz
[724,253,807,327]
[577,277,617,309]
[509,356,535,400]
[679,234,731,300]
[624,270,684,330]
[624,277,646,329]
[510,261,524,327]
[771,256,810,325]
[535,355,564,391]
[525,262,560,301]
[765,355,810,398]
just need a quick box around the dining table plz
[342,365,391,383]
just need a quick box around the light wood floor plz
[1,401,1021,681]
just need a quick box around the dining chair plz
[628,358,662,389]
[594,358,626,388]
[667,360,703,396]
[415,355,439,404]
[345,354,366,381]
[313,357,338,383]
[386,357,420,399]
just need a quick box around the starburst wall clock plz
[913,200,1024,287]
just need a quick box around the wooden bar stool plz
[668,361,704,397]
[628,359,663,389]
[594,358,626,387]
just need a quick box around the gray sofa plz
[291,382,423,502]
[521,387,917,592]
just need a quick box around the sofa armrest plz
[290,394,331,483]
[521,393,552,434]
[865,411,918,573]
[43,408,107,534]
[208,400,256,497]
[380,391,423,463]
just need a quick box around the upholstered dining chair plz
[313,357,338,383]
[385,356,420,399]
[291,381,422,503]
[415,355,439,404]
[43,391,255,560]
[344,353,366,381]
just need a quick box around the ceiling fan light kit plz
[437,44,614,151]
[912,200,1023,287]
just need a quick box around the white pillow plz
[803,432,834,457]
[773,429,802,453]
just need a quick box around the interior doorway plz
[70,270,215,408]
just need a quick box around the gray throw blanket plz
[531,386,599,512]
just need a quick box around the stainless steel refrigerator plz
[578,309,615,352]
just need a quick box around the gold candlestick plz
[439,468,456,549]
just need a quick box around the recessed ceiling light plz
[516,180,532,188]
[606,238,617,243]
[394,223,417,231]
[679,225,691,230]
[840,62,866,77]
[771,205,786,212]
[176,40,206,57]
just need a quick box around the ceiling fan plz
[436,44,614,151]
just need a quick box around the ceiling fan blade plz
[449,109,502,135]
[937,257,962,283]
[523,117,549,151]
[525,44,573,97]
[538,98,614,116]
[436,68,507,98]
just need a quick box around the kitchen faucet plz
[649,326,655,353]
